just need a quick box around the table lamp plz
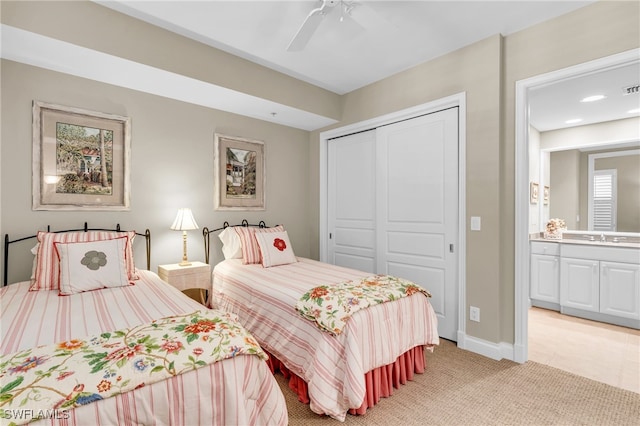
[170,208,199,266]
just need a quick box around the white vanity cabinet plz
[530,242,560,309]
[599,261,640,320]
[559,243,640,328]
[560,257,600,312]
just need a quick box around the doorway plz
[514,49,640,363]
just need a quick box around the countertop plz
[529,236,640,249]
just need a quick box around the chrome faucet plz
[600,233,606,242]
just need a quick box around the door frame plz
[514,48,639,363]
[319,92,466,342]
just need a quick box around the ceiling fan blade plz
[287,1,336,52]
[347,2,392,31]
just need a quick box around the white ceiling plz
[4,1,638,131]
[93,0,638,131]
[98,0,597,95]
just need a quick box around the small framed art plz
[530,182,539,204]
[213,133,265,210]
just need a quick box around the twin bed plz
[1,221,439,424]
[1,225,288,425]
[204,222,440,421]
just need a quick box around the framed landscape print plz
[32,101,131,211]
[213,133,265,211]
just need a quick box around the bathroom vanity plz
[530,231,640,329]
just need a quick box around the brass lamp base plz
[179,230,191,267]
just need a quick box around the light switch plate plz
[470,216,481,231]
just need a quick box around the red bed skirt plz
[264,345,426,415]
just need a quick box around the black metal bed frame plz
[202,219,270,265]
[3,222,151,286]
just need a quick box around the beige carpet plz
[280,339,640,425]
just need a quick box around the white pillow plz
[218,227,243,259]
[30,244,39,281]
[254,230,297,268]
[55,237,130,295]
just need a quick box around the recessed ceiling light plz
[628,108,640,114]
[580,95,607,103]
[565,118,583,124]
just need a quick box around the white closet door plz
[376,108,459,340]
[327,130,376,272]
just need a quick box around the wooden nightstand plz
[158,261,211,306]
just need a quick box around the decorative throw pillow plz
[30,230,138,291]
[235,225,284,264]
[254,230,297,268]
[55,237,130,295]
[218,227,243,259]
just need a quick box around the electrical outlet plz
[470,306,480,322]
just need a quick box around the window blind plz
[592,170,616,231]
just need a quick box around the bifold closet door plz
[376,107,459,340]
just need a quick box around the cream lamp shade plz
[170,208,199,266]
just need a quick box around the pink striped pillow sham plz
[30,230,139,291]
[234,225,284,265]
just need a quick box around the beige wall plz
[0,60,312,283]
[550,150,581,229]
[1,1,639,347]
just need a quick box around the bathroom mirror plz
[528,61,640,234]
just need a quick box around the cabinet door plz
[560,257,599,312]
[530,254,559,303]
[600,261,640,319]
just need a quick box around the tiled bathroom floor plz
[528,307,640,393]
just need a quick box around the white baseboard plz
[456,332,520,362]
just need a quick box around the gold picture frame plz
[213,133,265,211]
[32,101,131,211]
[543,185,550,205]
[530,182,539,204]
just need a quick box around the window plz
[590,169,617,231]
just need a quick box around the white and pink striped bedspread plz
[212,257,440,421]
[0,270,288,426]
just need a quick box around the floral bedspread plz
[0,310,265,426]
[296,275,431,336]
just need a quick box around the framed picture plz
[530,182,539,204]
[32,101,131,211]
[543,185,550,205]
[213,133,265,210]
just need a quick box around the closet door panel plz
[386,123,445,224]
[328,130,376,273]
[376,108,459,340]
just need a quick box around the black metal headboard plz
[202,220,269,265]
[3,222,151,286]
